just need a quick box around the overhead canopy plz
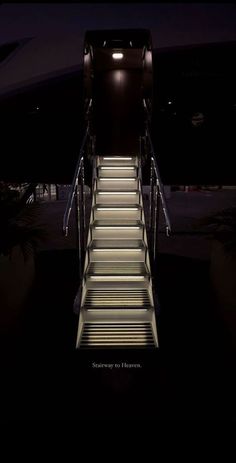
[84,28,152,50]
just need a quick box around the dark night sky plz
[1,3,236,49]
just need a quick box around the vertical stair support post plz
[150,158,154,225]
[92,155,97,203]
[149,159,154,265]
[153,179,157,262]
[80,158,86,253]
[139,135,143,170]
[74,180,82,280]
[153,179,160,263]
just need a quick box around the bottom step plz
[79,322,156,348]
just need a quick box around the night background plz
[1,3,236,48]
[0,3,236,421]
[0,2,236,183]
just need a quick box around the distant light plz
[112,52,124,60]
[168,101,172,105]
[36,106,39,110]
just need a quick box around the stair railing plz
[142,98,171,263]
[63,99,93,279]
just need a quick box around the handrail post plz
[153,180,157,262]
[150,159,154,231]
[80,159,86,262]
[74,182,82,280]
[154,180,160,263]
[149,159,154,266]
[82,159,86,246]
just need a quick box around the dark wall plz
[94,69,143,155]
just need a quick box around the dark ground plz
[1,190,236,421]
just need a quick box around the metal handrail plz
[143,98,151,124]
[63,125,89,237]
[85,98,93,119]
[143,98,171,236]
[19,182,38,206]
[148,136,171,236]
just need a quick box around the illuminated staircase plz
[76,155,158,349]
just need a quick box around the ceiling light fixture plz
[112,52,124,60]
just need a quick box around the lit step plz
[97,156,138,167]
[75,153,158,351]
[88,239,146,262]
[94,189,140,205]
[97,177,139,190]
[78,322,156,348]
[85,272,150,289]
[86,275,150,285]
[98,166,137,178]
[93,204,142,221]
[90,220,144,240]
[86,261,149,276]
[85,279,150,290]
[82,289,152,309]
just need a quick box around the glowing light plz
[95,226,140,230]
[93,248,142,252]
[97,207,138,211]
[112,52,124,60]
[103,157,132,161]
[100,167,135,170]
[87,309,148,312]
[90,276,145,280]
[99,178,136,181]
[97,191,136,195]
